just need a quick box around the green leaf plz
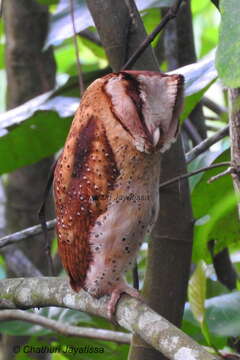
[56,335,129,360]
[37,0,60,4]
[0,101,77,175]
[192,149,240,262]
[171,51,217,123]
[188,146,229,191]
[216,0,240,87]
[142,8,161,48]
[0,70,6,113]
[188,261,207,324]
[170,50,217,97]
[188,261,213,345]
[185,291,240,338]
[180,82,213,124]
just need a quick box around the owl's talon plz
[107,285,141,321]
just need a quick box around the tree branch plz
[1,247,42,277]
[0,310,130,344]
[186,125,229,163]
[122,0,183,70]
[183,118,203,145]
[202,97,227,116]
[159,162,230,189]
[0,219,56,249]
[0,277,218,360]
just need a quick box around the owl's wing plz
[54,115,119,291]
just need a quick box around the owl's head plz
[104,71,184,153]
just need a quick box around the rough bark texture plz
[3,0,56,359]
[0,277,219,360]
[229,88,240,218]
[86,1,193,360]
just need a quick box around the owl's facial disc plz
[104,71,184,153]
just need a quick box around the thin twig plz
[1,247,42,277]
[208,167,234,184]
[0,310,131,343]
[183,118,203,145]
[38,161,56,276]
[121,0,183,70]
[0,219,56,248]
[186,125,229,163]
[202,97,227,116]
[159,162,230,189]
[69,0,84,96]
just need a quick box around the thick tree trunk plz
[2,0,56,358]
[86,1,193,360]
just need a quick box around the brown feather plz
[54,115,119,291]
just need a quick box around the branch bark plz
[0,278,218,360]
[0,310,130,344]
[186,125,229,163]
[0,219,56,248]
[228,89,240,218]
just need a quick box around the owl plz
[53,71,184,316]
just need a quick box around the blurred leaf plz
[188,261,211,344]
[191,0,210,14]
[172,51,217,123]
[16,337,56,360]
[37,0,60,4]
[170,50,217,97]
[191,0,220,57]
[188,147,228,191]
[216,0,240,87]
[0,70,6,113]
[192,149,240,262]
[0,45,5,69]
[45,0,174,48]
[188,261,207,324]
[180,81,214,124]
[80,36,106,61]
[0,307,92,336]
[142,8,161,48]
[185,291,240,338]
[0,109,76,175]
[56,335,129,360]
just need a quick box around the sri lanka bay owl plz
[53,71,184,315]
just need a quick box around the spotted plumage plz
[53,71,184,315]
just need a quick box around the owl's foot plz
[107,284,142,321]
